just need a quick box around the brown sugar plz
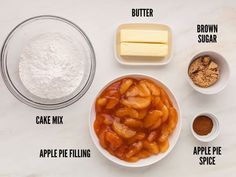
[193,116,213,136]
[188,56,220,88]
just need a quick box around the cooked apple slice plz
[96,97,107,107]
[126,86,140,97]
[126,81,150,97]
[167,107,178,133]
[125,156,139,162]
[112,120,136,138]
[152,96,164,110]
[158,124,171,142]
[124,118,143,128]
[126,141,143,158]
[98,128,108,148]
[120,79,133,94]
[102,114,114,125]
[161,105,169,122]
[105,131,123,150]
[160,88,172,108]
[142,80,160,96]
[94,114,105,135]
[159,139,169,153]
[115,107,139,119]
[114,145,127,159]
[126,132,146,145]
[144,110,163,128]
[150,118,162,130]
[143,141,159,154]
[105,98,119,109]
[135,150,151,159]
[147,131,158,142]
[137,81,151,97]
[121,97,151,109]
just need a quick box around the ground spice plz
[188,56,220,88]
[193,116,213,136]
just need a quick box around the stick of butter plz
[120,29,168,43]
[120,43,168,57]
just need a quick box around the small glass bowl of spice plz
[187,51,230,94]
[191,112,220,142]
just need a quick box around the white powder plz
[19,33,85,99]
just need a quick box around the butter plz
[120,29,168,43]
[116,24,171,64]
[120,43,168,57]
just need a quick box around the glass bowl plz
[1,15,96,110]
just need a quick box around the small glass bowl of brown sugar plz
[191,112,220,142]
[187,51,230,94]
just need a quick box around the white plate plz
[114,24,173,66]
[89,74,182,167]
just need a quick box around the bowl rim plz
[89,73,182,167]
[186,50,230,95]
[190,112,220,142]
[0,15,96,110]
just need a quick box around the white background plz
[0,0,236,176]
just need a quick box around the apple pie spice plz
[193,116,213,136]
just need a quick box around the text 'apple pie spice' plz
[193,116,213,136]
[19,33,85,99]
[188,56,220,88]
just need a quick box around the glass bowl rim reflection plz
[0,15,96,110]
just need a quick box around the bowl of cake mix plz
[0,15,96,109]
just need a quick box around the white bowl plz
[187,51,230,94]
[191,112,220,142]
[89,74,182,167]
